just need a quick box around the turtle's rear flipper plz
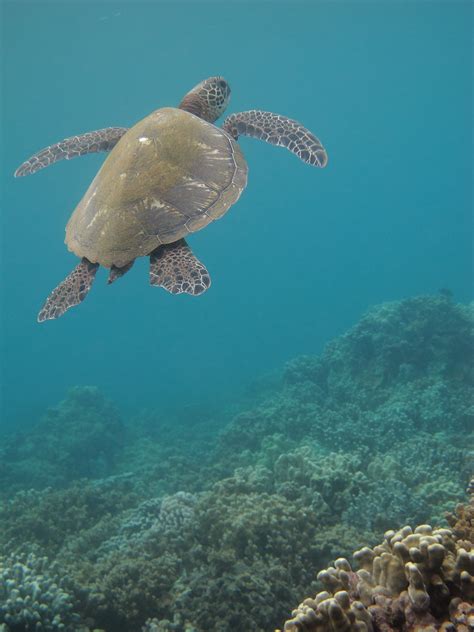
[38,258,99,322]
[14,127,128,177]
[150,239,211,296]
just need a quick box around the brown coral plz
[278,488,474,632]
[446,477,474,545]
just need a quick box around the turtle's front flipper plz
[38,258,99,322]
[14,127,128,177]
[150,239,211,296]
[222,111,327,167]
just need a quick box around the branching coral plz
[0,552,87,631]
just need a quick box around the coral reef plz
[0,295,472,631]
[141,617,198,631]
[0,387,125,492]
[286,295,474,397]
[214,295,472,535]
[97,491,198,555]
[66,477,335,631]
[219,296,473,460]
[447,489,474,545]
[0,477,140,560]
[278,480,474,632]
[0,552,86,631]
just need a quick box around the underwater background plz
[2,0,472,427]
[1,2,473,631]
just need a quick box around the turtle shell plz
[65,107,248,268]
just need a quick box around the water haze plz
[1,0,472,430]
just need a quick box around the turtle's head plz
[178,76,231,123]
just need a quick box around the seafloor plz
[0,294,473,631]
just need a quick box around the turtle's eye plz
[216,79,230,97]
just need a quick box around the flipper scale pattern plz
[37,258,99,322]
[150,239,211,296]
[222,110,327,167]
[14,127,128,177]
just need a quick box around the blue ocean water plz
[1,0,472,429]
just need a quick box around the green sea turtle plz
[15,76,328,322]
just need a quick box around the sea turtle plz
[15,76,328,322]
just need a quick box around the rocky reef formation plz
[0,295,472,631]
[0,387,125,491]
[279,479,474,632]
[215,296,473,532]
